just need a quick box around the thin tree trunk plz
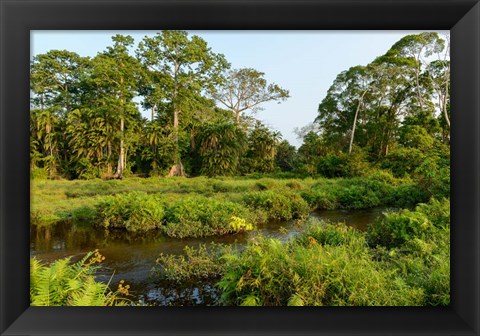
[349,90,368,154]
[415,51,424,112]
[107,141,112,177]
[443,73,450,128]
[114,115,125,179]
[235,110,240,125]
[415,69,424,111]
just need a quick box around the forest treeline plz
[30,31,450,182]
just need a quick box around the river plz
[30,207,390,305]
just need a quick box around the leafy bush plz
[96,191,165,232]
[367,198,449,249]
[367,199,450,306]
[154,244,227,283]
[380,147,426,177]
[242,190,310,221]
[218,221,424,306]
[30,250,131,306]
[317,152,371,178]
[414,154,450,199]
[163,196,253,238]
[332,178,392,209]
[300,188,338,210]
[388,184,429,208]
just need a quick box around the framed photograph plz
[1,0,479,335]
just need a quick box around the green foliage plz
[196,122,247,177]
[30,250,131,306]
[317,151,371,178]
[380,147,426,177]
[414,152,450,199]
[296,131,328,175]
[275,140,297,172]
[163,196,253,238]
[367,198,449,249]
[154,244,227,283]
[242,121,280,174]
[367,198,450,305]
[242,190,310,221]
[96,191,165,232]
[218,197,449,306]
[31,166,49,180]
[300,188,338,210]
[31,174,430,228]
[218,220,425,306]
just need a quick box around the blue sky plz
[31,30,447,147]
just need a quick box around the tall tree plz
[378,32,445,112]
[92,34,141,178]
[136,31,229,176]
[30,50,89,177]
[211,68,290,125]
[31,50,88,115]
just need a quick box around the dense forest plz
[31,31,449,183]
[30,31,451,307]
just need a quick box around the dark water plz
[30,207,391,305]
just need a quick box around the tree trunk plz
[167,61,186,177]
[168,162,185,177]
[114,115,125,179]
[415,69,424,111]
[415,52,424,112]
[114,70,126,179]
[107,141,112,177]
[235,111,240,125]
[443,74,450,129]
[349,90,368,154]
[168,108,186,177]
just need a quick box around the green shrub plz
[368,199,450,306]
[96,191,165,232]
[367,210,432,248]
[367,198,450,249]
[296,221,365,248]
[317,152,371,178]
[163,196,253,238]
[414,155,450,199]
[388,184,428,207]
[242,190,311,221]
[317,154,344,178]
[380,147,426,177]
[300,188,337,210]
[30,250,130,306]
[218,221,424,306]
[70,206,98,222]
[285,180,304,190]
[154,244,227,283]
[333,178,392,209]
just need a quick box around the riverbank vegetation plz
[30,31,450,306]
[31,172,435,236]
[153,198,450,306]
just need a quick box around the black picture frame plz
[1,0,479,335]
